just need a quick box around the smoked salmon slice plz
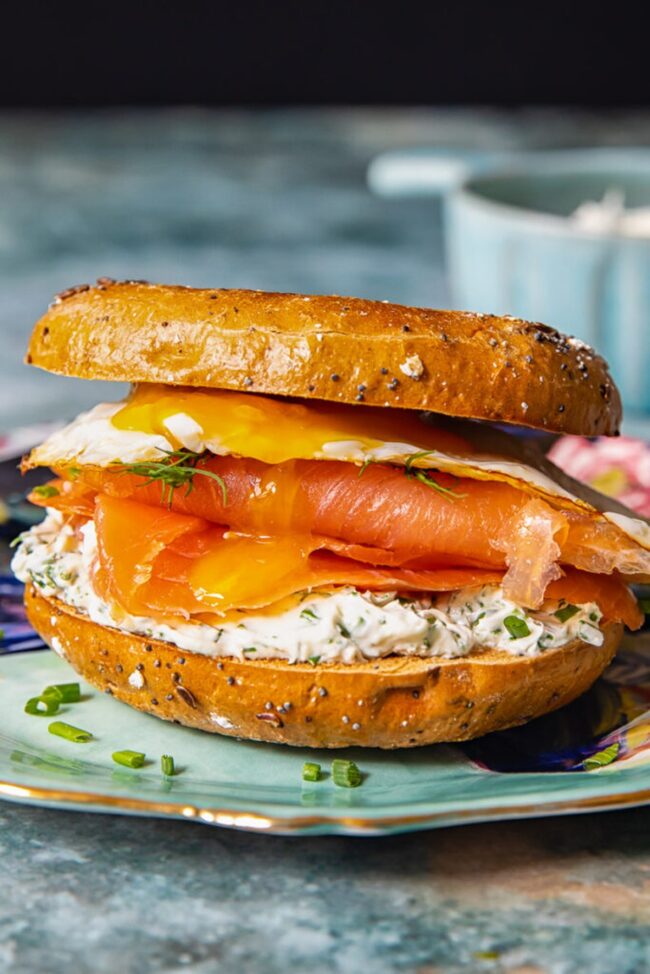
[34,455,650,609]
[545,568,643,630]
[92,495,506,618]
[94,496,211,618]
[89,494,641,628]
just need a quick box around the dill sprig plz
[357,450,465,501]
[404,451,466,501]
[117,448,228,508]
[357,457,376,478]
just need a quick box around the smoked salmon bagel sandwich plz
[13,280,649,748]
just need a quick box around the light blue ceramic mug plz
[368,149,650,416]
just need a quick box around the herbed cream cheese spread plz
[12,510,605,664]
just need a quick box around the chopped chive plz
[243,647,257,654]
[307,655,321,666]
[638,598,650,615]
[336,622,352,638]
[503,615,531,640]
[583,742,620,771]
[300,608,319,622]
[554,604,580,623]
[48,721,93,743]
[331,759,362,788]
[42,682,81,703]
[302,761,321,782]
[32,484,60,499]
[112,749,146,768]
[24,695,60,717]
[161,754,176,776]
[357,457,375,478]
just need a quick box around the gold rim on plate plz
[2,778,650,834]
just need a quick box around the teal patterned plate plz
[3,640,650,836]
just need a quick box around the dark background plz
[3,2,649,108]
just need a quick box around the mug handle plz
[367,149,506,198]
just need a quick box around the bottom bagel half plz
[25,584,622,749]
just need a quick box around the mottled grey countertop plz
[2,802,650,974]
[3,109,650,973]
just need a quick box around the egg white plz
[25,399,650,552]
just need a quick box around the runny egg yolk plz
[111,384,473,464]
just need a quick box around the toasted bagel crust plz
[26,585,621,748]
[27,280,621,436]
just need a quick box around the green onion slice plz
[112,750,146,768]
[161,754,176,776]
[554,604,580,623]
[583,742,620,771]
[300,608,319,622]
[32,484,60,499]
[24,695,60,717]
[331,758,362,788]
[503,615,531,639]
[42,682,81,703]
[302,761,321,782]
[48,721,93,743]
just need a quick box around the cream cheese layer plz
[13,511,604,664]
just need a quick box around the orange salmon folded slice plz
[91,494,507,619]
[35,455,650,610]
[545,569,642,629]
[83,494,640,629]
[93,496,213,617]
